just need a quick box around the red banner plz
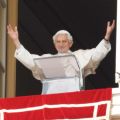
[0,88,112,120]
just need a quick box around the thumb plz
[15,26,18,32]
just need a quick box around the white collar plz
[57,50,72,55]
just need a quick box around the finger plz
[7,24,10,30]
[107,21,110,27]
[112,19,115,23]
[7,25,11,33]
[7,24,12,31]
[8,25,15,33]
[15,26,17,32]
[112,20,115,28]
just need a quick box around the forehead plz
[55,34,68,40]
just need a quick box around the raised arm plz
[92,20,115,60]
[85,20,115,72]
[7,24,21,49]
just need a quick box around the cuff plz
[102,39,111,51]
[14,44,24,56]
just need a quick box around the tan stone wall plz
[6,0,18,98]
[0,3,7,97]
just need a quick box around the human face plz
[54,34,73,53]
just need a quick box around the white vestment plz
[15,39,111,94]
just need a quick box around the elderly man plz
[7,20,115,94]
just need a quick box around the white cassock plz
[15,39,111,94]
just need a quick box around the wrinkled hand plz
[7,24,21,49]
[7,24,18,40]
[105,20,115,41]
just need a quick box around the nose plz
[59,41,64,46]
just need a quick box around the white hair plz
[52,30,73,43]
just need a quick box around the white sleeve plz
[83,39,111,77]
[14,44,40,70]
[14,45,52,80]
[91,39,111,63]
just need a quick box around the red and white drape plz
[0,88,112,120]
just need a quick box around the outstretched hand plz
[104,20,115,41]
[7,24,21,49]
